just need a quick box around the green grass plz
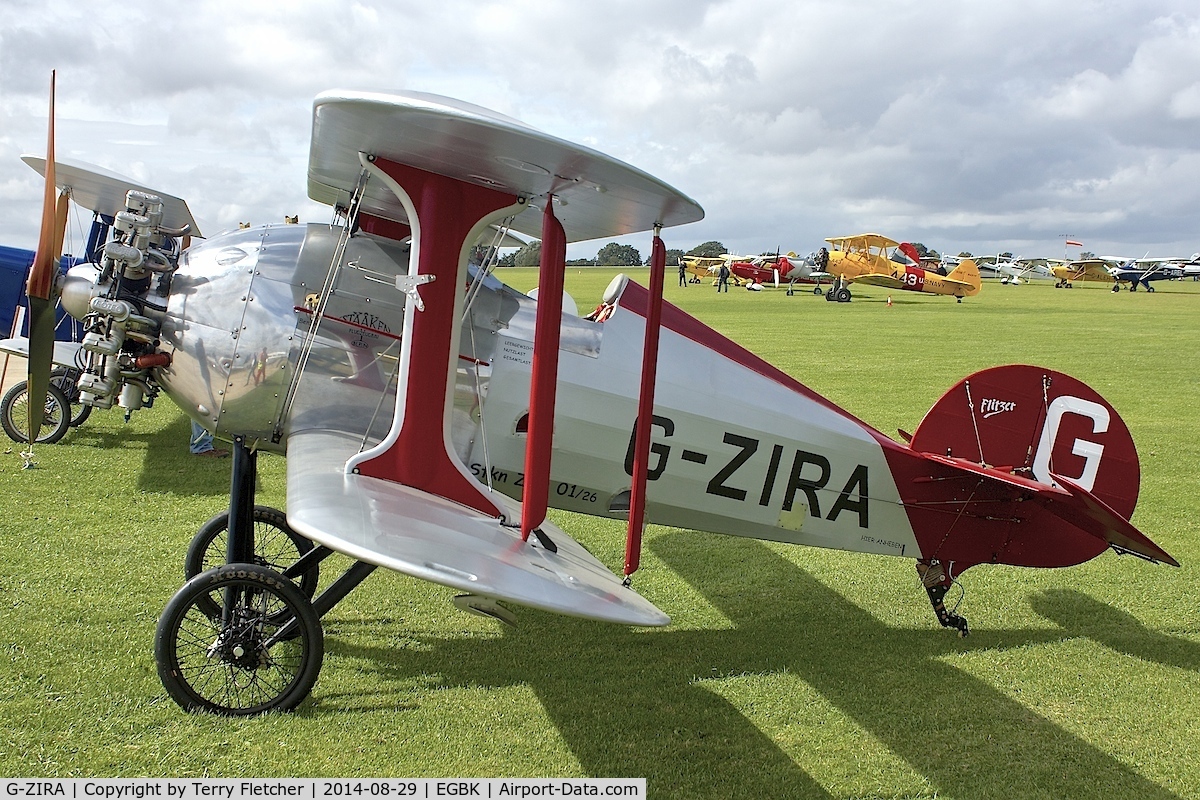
[2,271,1198,798]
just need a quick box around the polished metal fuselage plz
[149,221,915,556]
[160,223,409,453]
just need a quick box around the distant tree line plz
[495,239,739,267]
[491,239,1092,270]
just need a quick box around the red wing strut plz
[624,230,667,576]
[521,202,567,540]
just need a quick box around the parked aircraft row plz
[684,234,982,302]
[684,241,1200,300]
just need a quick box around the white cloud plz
[2,0,1199,260]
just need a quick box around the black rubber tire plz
[49,366,91,427]
[835,287,852,302]
[1,381,71,444]
[185,506,318,619]
[155,563,323,715]
[813,287,823,295]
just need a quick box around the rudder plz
[947,258,982,294]
[908,364,1139,520]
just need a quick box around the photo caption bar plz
[1,779,646,799]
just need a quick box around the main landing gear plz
[784,284,825,296]
[825,280,852,303]
[916,559,969,637]
[155,436,376,714]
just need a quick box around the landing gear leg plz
[916,559,969,637]
[227,436,258,564]
[156,435,380,714]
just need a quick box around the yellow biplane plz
[680,255,726,284]
[1047,259,1116,288]
[825,233,903,282]
[824,234,982,302]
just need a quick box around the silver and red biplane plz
[15,76,1177,715]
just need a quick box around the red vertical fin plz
[520,201,567,539]
[624,229,667,576]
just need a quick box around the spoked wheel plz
[1,381,71,444]
[155,563,323,715]
[185,506,319,618]
[50,366,91,428]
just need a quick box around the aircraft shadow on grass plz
[321,532,1181,800]
[127,414,251,496]
[1030,588,1200,673]
[21,414,229,495]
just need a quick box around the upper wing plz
[22,155,202,237]
[285,429,669,626]
[307,90,704,244]
[825,233,901,250]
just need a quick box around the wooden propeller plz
[24,70,66,447]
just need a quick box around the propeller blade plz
[26,71,58,303]
[24,71,60,446]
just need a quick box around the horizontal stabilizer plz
[286,430,669,626]
[1046,473,1178,566]
[921,452,1069,496]
[919,452,1176,567]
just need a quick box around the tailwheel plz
[185,506,319,618]
[916,559,969,637]
[155,563,323,715]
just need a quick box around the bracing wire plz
[275,167,371,440]
[963,379,986,465]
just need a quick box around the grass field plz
[2,269,1198,798]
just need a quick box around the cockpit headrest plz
[602,273,629,306]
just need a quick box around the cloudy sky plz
[2,0,1199,261]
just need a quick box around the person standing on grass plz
[717,262,730,292]
[190,420,229,458]
[678,261,687,287]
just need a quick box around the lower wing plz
[285,430,669,626]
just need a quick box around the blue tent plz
[0,245,83,342]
